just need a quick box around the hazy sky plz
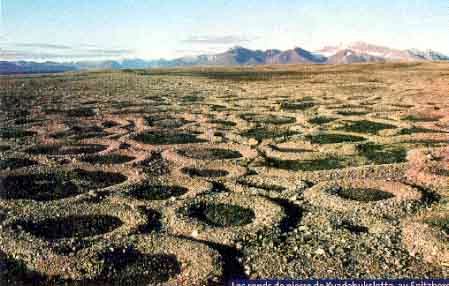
[0,0,448,61]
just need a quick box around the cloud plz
[84,48,134,56]
[181,35,256,45]
[13,43,72,50]
[0,43,134,61]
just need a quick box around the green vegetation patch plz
[208,119,237,127]
[241,127,300,141]
[0,145,10,152]
[0,158,37,170]
[308,116,337,125]
[305,133,366,144]
[240,113,296,125]
[137,207,162,233]
[281,101,315,111]
[265,156,346,171]
[357,143,407,165]
[144,116,191,129]
[269,144,313,153]
[129,184,188,200]
[329,187,394,202]
[336,110,370,116]
[237,178,286,192]
[0,128,36,139]
[402,115,441,122]
[80,154,135,165]
[424,217,449,235]
[338,120,397,134]
[15,215,123,239]
[177,148,242,160]
[25,144,107,155]
[0,169,127,201]
[181,167,229,177]
[434,168,449,176]
[399,127,448,135]
[50,125,109,140]
[0,251,47,284]
[66,107,98,117]
[184,202,255,227]
[98,247,181,284]
[132,131,207,145]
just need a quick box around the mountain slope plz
[326,49,386,64]
[1,42,448,74]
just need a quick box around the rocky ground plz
[0,62,448,285]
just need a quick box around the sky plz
[0,0,448,61]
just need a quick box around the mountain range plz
[1,42,448,74]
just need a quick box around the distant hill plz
[1,42,448,74]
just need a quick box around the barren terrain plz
[0,62,449,285]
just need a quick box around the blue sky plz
[0,0,448,61]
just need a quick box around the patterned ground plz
[0,62,449,285]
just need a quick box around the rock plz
[315,248,325,256]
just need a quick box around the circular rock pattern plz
[402,212,449,265]
[167,193,285,245]
[304,180,422,216]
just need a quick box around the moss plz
[338,120,396,134]
[240,113,296,125]
[0,169,126,202]
[129,184,188,200]
[15,215,123,239]
[0,251,47,284]
[399,127,447,135]
[237,178,286,192]
[137,207,162,233]
[329,187,395,202]
[336,110,369,116]
[305,133,366,144]
[269,144,313,153]
[0,158,37,170]
[0,128,36,139]
[402,115,441,122]
[66,107,97,117]
[241,127,300,141]
[0,172,80,201]
[424,217,449,235]
[99,247,181,285]
[185,202,255,227]
[281,102,315,111]
[178,148,242,160]
[0,145,10,152]
[208,119,237,127]
[265,156,346,171]
[357,143,407,165]
[132,131,207,145]
[102,120,120,128]
[181,167,229,177]
[308,116,337,125]
[80,154,135,165]
[182,95,204,102]
[25,144,107,155]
